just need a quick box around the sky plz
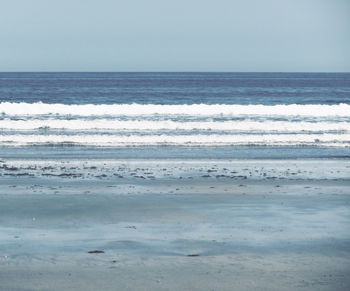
[1,0,349,72]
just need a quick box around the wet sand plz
[0,159,350,290]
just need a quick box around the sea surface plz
[0,72,349,159]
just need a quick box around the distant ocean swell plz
[0,102,349,147]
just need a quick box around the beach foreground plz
[0,159,349,291]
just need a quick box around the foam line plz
[0,133,349,147]
[1,102,350,117]
[0,119,349,132]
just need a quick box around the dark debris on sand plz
[88,250,105,254]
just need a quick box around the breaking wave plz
[0,102,349,147]
[1,102,350,117]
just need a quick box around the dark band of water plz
[1,72,349,105]
[1,146,349,160]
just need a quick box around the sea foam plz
[1,102,350,117]
[1,102,349,147]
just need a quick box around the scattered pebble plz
[88,250,105,254]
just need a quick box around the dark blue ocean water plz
[1,72,349,105]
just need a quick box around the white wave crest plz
[1,102,350,117]
[0,119,349,132]
[0,134,349,147]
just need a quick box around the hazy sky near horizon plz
[1,0,349,72]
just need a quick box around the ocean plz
[0,72,349,159]
[2,73,350,290]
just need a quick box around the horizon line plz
[0,71,349,74]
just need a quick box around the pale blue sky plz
[1,0,349,72]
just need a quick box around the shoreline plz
[0,158,350,290]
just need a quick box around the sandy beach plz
[0,158,349,290]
